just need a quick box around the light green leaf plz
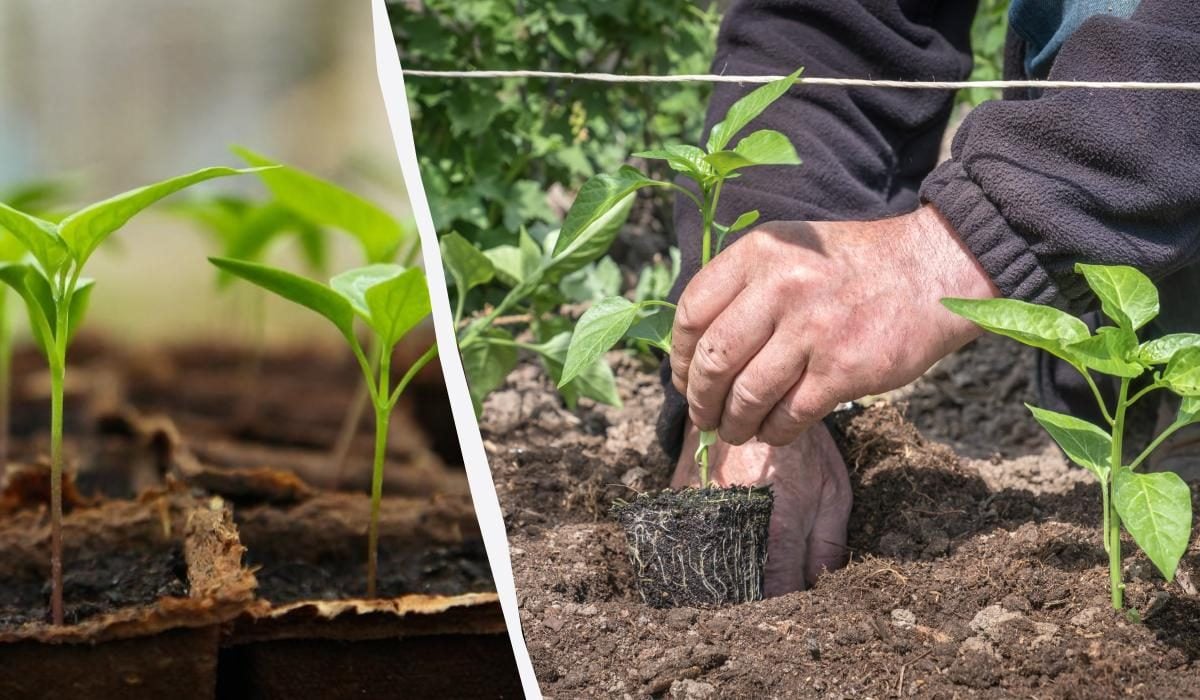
[1114,467,1192,581]
[942,297,1091,365]
[534,332,622,409]
[634,144,711,181]
[460,328,519,417]
[0,201,69,274]
[485,228,542,287]
[706,130,801,176]
[363,267,432,348]
[1162,346,1200,397]
[559,257,622,303]
[60,166,259,266]
[66,279,94,343]
[0,231,28,263]
[1138,333,1200,366]
[1066,327,1143,378]
[727,210,760,235]
[234,147,405,264]
[331,264,405,320]
[1075,263,1159,332]
[547,167,651,280]
[1178,396,1200,424]
[560,296,640,387]
[626,304,675,353]
[706,69,803,153]
[209,257,355,342]
[440,232,495,296]
[1027,404,1112,481]
[0,263,55,356]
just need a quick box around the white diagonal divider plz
[370,1,541,697]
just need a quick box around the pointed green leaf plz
[460,327,518,417]
[706,130,801,176]
[0,264,55,356]
[1114,467,1192,581]
[234,147,405,263]
[1178,396,1200,424]
[942,297,1091,365]
[559,257,622,304]
[1075,263,1159,332]
[363,267,432,348]
[560,296,641,387]
[1027,404,1112,481]
[1162,346,1200,397]
[634,144,711,181]
[706,69,803,153]
[331,264,405,321]
[534,332,622,409]
[727,210,760,235]
[547,167,652,280]
[0,201,69,274]
[626,304,675,353]
[1067,327,1143,378]
[66,279,95,343]
[0,231,28,263]
[1138,333,1200,366]
[485,229,542,288]
[209,257,355,341]
[440,232,495,296]
[60,167,260,266]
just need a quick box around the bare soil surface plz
[483,352,1200,699]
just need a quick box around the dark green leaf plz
[534,332,621,409]
[547,167,651,280]
[60,167,260,266]
[460,328,519,417]
[626,304,675,353]
[440,232,495,296]
[1114,467,1192,581]
[706,69,803,153]
[560,296,640,386]
[1075,263,1158,332]
[209,257,355,341]
[1027,404,1112,481]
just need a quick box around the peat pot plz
[613,486,774,608]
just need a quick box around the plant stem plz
[698,444,710,487]
[1108,378,1130,610]
[1128,420,1187,472]
[332,335,380,488]
[1082,371,1115,426]
[366,344,392,600]
[49,303,69,626]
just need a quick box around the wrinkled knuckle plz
[691,341,729,381]
[674,303,704,336]
[729,379,769,413]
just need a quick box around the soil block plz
[0,492,257,699]
[219,493,523,699]
[612,486,774,608]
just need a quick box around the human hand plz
[670,205,997,446]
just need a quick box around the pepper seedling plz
[0,166,261,625]
[945,264,1197,609]
[558,69,804,485]
[210,257,436,597]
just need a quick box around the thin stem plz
[1126,382,1163,409]
[366,343,393,599]
[1082,371,1116,426]
[349,337,381,405]
[454,284,467,327]
[387,343,439,409]
[708,180,726,256]
[331,334,380,489]
[49,298,70,626]
[1128,419,1187,472]
[1108,377,1130,610]
[698,441,710,487]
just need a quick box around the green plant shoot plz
[557,69,804,487]
[210,257,436,598]
[0,166,261,625]
[944,263,1197,609]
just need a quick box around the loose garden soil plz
[481,344,1200,699]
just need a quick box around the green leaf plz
[1138,333,1200,366]
[1178,396,1200,424]
[234,147,405,264]
[560,296,641,387]
[1113,467,1192,581]
[0,231,28,264]
[209,257,355,342]
[705,129,801,176]
[485,229,542,287]
[363,267,432,348]
[440,232,495,296]
[706,69,803,153]
[1066,327,1143,378]
[1162,346,1200,397]
[0,201,69,274]
[634,144,711,181]
[559,257,622,303]
[726,210,760,235]
[547,167,650,280]
[1075,264,1159,332]
[941,297,1091,365]
[1026,404,1112,481]
[65,279,94,343]
[460,328,519,417]
[626,304,675,353]
[533,332,622,409]
[0,263,55,356]
[59,166,260,266]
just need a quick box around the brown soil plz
[483,355,1200,699]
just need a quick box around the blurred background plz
[0,0,411,345]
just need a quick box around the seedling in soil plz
[0,166,260,624]
[945,264,1198,609]
[232,148,420,481]
[211,257,436,597]
[559,69,804,487]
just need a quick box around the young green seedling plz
[945,264,1197,609]
[558,69,804,486]
[210,257,436,598]
[0,166,260,625]
[232,148,420,481]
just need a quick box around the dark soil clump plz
[613,487,772,608]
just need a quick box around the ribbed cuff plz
[921,160,1083,311]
